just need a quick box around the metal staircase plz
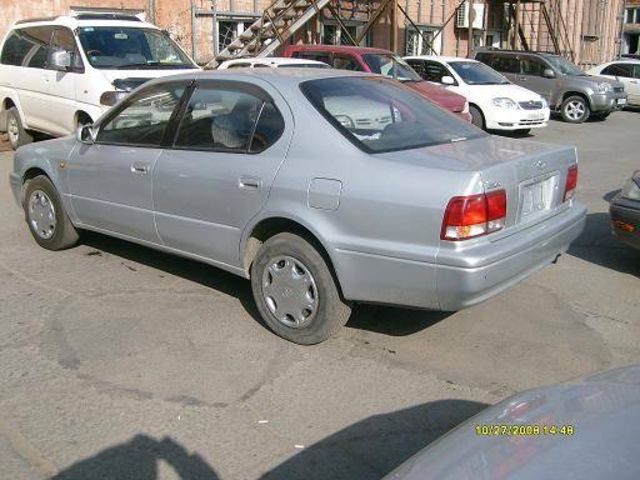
[204,0,333,68]
[504,0,575,61]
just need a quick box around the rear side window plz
[97,83,186,147]
[1,27,53,68]
[405,59,426,76]
[422,61,450,82]
[484,54,520,74]
[297,52,332,64]
[332,55,362,71]
[301,76,484,154]
[174,83,284,153]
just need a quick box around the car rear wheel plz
[561,96,590,123]
[250,232,351,344]
[24,175,79,250]
[7,107,33,150]
[469,105,485,130]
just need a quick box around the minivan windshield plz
[449,61,510,85]
[362,54,422,82]
[301,76,484,154]
[78,27,195,69]
[544,55,585,76]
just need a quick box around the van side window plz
[492,54,520,74]
[0,27,53,68]
[521,57,547,76]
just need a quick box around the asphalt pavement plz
[0,112,638,479]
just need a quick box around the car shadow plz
[261,399,489,480]
[81,232,448,337]
[50,434,219,480]
[567,211,640,276]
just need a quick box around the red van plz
[284,45,471,122]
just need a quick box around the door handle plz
[130,162,150,175]
[239,176,262,190]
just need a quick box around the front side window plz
[543,55,585,76]
[490,54,520,74]
[602,63,634,77]
[301,76,484,154]
[77,27,194,69]
[174,84,284,153]
[521,57,547,76]
[97,84,186,146]
[1,27,52,68]
[50,28,83,70]
[449,61,509,85]
[362,53,422,82]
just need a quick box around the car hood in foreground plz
[404,80,467,110]
[384,364,640,480]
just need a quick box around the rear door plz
[67,81,188,243]
[153,79,293,268]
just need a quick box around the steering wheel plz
[86,49,104,57]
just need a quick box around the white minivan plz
[0,13,200,149]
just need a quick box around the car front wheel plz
[469,105,485,130]
[250,232,351,344]
[24,175,79,250]
[561,96,590,123]
[7,107,34,150]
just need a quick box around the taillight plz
[564,164,578,201]
[441,190,507,241]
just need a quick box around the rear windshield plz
[301,76,484,154]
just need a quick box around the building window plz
[626,8,640,24]
[405,27,441,56]
[216,19,259,54]
[322,22,367,46]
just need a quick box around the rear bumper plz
[610,198,640,250]
[335,201,587,311]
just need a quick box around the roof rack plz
[73,13,142,22]
[14,16,59,25]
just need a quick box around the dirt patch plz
[0,134,10,152]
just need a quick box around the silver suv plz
[475,50,627,123]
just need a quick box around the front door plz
[67,81,188,243]
[519,56,555,102]
[154,79,292,269]
[600,62,640,105]
[42,28,82,136]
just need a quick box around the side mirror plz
[49,49,72,71]
[543,68,556,79]
[441,75,456,86]
[76,124,96,145]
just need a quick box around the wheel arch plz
[561,91,591,109]
[20,167,51,205]
[241,215,346,298]
[468,103,485,129]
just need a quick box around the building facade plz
[0,0,626,66]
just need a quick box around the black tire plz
[6,107,33,150]
[250,232,351,345]
[469,105,485,129]
[560,95,590,123]
[23,175,79,251]
[515,128,531,136]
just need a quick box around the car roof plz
[287,44,392,55]
[146,67,374,89]
[404,55,479,63]
[11,13,157,30]
[220,57,328,67]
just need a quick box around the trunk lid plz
[377,135,577,233]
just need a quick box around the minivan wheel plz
[469,105,485,129]
[561,96,590,123]
[24,175,79,250]
[7,107,34,150]
[251,232,351,345]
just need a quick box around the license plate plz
[617,98,627,106]
[520,175,559,219]
[526,112,544,120]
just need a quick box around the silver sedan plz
[9,69,587,344]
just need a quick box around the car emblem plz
[535,160,547,170]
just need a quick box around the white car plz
[217,57,330,70]
[0,13,200,150]
[404,56,550,134]
[587,60,640,106]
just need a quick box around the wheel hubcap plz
[565,101,586,120]
[262,255,318,328]
[28,190,56,240]
[7,116,19,145]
